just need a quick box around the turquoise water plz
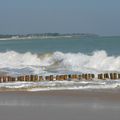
[0,36,120,55]
[0,36,120,89]
[0,36,120,76]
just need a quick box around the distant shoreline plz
[0,35,74,41]
[0,33,99,40]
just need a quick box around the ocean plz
[1,36,120,120]
[0,36,120,90]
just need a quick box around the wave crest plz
[0,50,120,75]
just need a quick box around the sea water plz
[0,36,120,90]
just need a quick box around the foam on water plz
[0,50,120,75]
[0,80,120,91]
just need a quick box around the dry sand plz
[0,89,120,120]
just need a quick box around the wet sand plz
[0,89,120,120]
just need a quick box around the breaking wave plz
[0,50,120,75]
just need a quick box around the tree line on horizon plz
[0,33,99,38]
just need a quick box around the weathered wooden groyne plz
[0,73,120,83]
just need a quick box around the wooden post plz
[68,74,72,81]
[114,73,117,79]
[71,75,74,79]
[78,75,82,80]
[82,74,85,80]
[30,75,34,81]
[60,75,64,81]
[50,75,54,81]
[24,75,30,81]
[20,76,25,81]
[74,74,78,79]
[104,73,109,79]
[0,76,2,83]
[11,77,16,82]
[110,73,117,80]
[56,75,59,81]
[63,75,68,80]
[98,74,104,80]
[91,74,95,79]
[118,74,120,79]
[45,76,50,81]
[8,76,12,82]
[34,75,38,82]
[39,76,43,81]
[84,74,88,80]
[3,76,7,82]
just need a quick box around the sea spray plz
[0,50,120,75]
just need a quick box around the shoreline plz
[0,36,75,41]
[0,88,120,100]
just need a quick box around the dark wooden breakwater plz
[0,73,120,83]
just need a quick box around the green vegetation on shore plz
[0,33,99,39]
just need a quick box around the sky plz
[0,0,120,36]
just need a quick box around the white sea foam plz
[0,80,120,91]
[0,50,120,75]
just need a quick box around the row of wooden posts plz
[0,73,120,83]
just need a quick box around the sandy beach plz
[1,0,120,120]
[0,89,120,120]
